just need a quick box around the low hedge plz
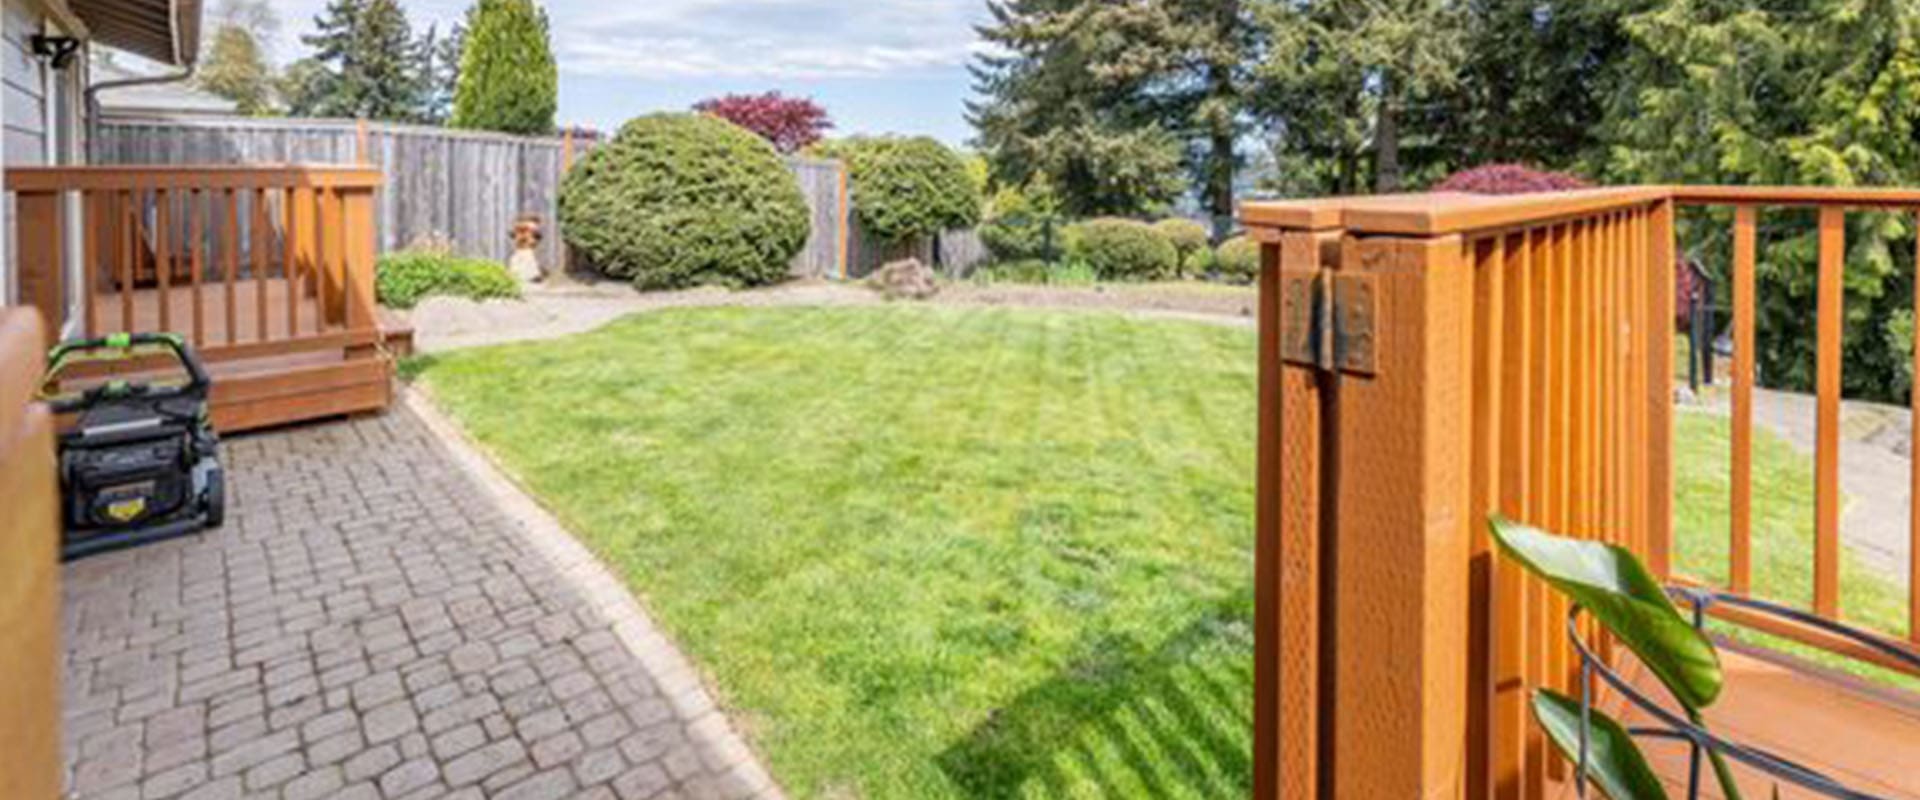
[376,251,521,309]
[1064,218,1178,281]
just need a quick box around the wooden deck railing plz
[0,307,59,800]
[7,165,384,363]
[1242,186,1920,799]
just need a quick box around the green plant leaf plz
[1489,516,1723,709]
[1532,689,1669,800]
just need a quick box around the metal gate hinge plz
[1279,269,1376,375]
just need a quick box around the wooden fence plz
[94,116,988,281]
[1241,186,1920,799]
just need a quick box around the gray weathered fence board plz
[96,116,985,281]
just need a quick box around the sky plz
[262,0,992,145]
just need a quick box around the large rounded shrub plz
[1064,218,1178,281]
[816,136,981,244]
[1214,235,1260,283]
[558,113,810,288]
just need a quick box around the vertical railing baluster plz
[1524,225,1550,799]
[1647,199,1678,578]
[285,186,300,337]
[1732,206,1758,595]
[1814,207,1845,617]
[81,189,97,338]
[120,190,134,333]
[156,187,172,334]
[189,188,205,347]
[1493,230,1531,800]
[224,187,238,347]
[253,187,269,343]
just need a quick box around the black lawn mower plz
[41,332,225,561]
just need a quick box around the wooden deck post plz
[1253,227,1335,800]
[1248,199,1476,799]
[1325,232,1475,799]
[0,308,60,800]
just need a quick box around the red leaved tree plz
[692,92,833,154]
[1432,163,1589,195]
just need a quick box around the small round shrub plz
[1153,218,1211,261]
[1213,235,1260,284]
[376,251,521,309]
[816,136,981,244]
[558,113,810,289]
[1064,218,1178,281]
[1182,246,1216,278]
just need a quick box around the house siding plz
[1,0,46,168]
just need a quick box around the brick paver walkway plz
[60,404,778,800]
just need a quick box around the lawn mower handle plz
[44,332,211,405]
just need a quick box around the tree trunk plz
[1205,0,1240,241]
[1375,76,1402,194]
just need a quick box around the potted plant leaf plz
[1490,516,1746,800]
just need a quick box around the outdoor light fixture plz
[30,35,79,69]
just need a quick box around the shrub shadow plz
[936,590,1253,798]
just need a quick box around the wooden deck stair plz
[10,165,396,433]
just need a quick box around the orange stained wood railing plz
[6,165,392,431]
[0,308,59,800]
[1242,185,1920,800]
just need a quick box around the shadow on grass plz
[936,590,1254,798]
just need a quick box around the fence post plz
[1247,198,1478,799]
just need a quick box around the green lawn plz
[412,306,1257,799]
[1671,410,1915,686]
[409,304,1914,799]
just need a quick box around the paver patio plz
[59,400,779,800]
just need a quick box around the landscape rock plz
[867,258,939,301]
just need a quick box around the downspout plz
[82,0,196,161]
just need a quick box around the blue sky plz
[265,0,990,145]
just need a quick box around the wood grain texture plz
[1253,232,1329,800]
[1732,206,1757,595]
[1329,232,1472,800]
[0,309,60,800]
[1645,200,1676,579]
[1815,207,1845,618]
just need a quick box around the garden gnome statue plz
[509,215,545,284]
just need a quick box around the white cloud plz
[264,0,988,80]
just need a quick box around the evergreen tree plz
[419,24,465,125]
[450,0,557,135]
[294,0,428,121]
[1254,0,1468,194]
[969,0,1187,218]
[1602,0,1920,402]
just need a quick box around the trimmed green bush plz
[558,113,810,289]
[1064,218,1178,281]
[1153,218,1211,261]
[450,0,558,135]
[815,136,981,244]
[1214,235,1260,284]
[376,251,520,309]
[1182,246,1216,278]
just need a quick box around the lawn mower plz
[40,332,224,560]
